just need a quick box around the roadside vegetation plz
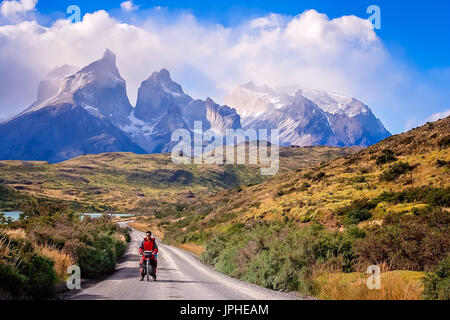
[155,117,450,300]
[0,201,130,299]
[1,117,449,300]
[0,147,357,214]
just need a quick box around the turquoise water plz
[0,212,22,221]
[1,212,134,222]
[79,213,135,220]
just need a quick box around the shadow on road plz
[72,294,108,300]
[150,279,219,285]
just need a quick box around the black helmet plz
[146,231,152,236]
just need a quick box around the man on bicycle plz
[139,231,158,281]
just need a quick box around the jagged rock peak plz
[145,68,173,84]
[102,49,117,64]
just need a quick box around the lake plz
[79,213,135,220]
[1,212,134,222]
[0,212,22,221]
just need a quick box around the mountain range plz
[0,50,390,162]
[225,82,390,147]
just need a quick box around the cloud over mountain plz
[0,0,36,18]
[0,6,449,133]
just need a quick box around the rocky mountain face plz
[0,103,145,162]
[121,69,241,153]
[134,68,193,122]
[225,82,391,147]
[182,98,241,133]
[0,50,146,162]
[0,50,390,162]
[34,65,80,106]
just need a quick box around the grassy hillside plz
[0,147,356,213]
[162,117,449,230]
[2,117,448,299]
[148,117,450,299]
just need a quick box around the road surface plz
[70,224,303,300]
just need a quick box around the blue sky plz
[0,0,449,133]
[36,0,450,70]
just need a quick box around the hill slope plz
[0,146,357,213]
[153,117,449,299]
[174,116,449,229]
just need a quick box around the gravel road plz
[70,225,303,300]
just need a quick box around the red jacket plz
[139,238,158,255]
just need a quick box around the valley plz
[0,146,357,213]
[1,116,448,300]
[133,116,450,299]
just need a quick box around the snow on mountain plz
[128,69,241,152]
[0,50,145,162]
[34,65,80,105]
[225,82,391,147]
[134,68,193,122]
[224,81,292,124]
[27,49,133,126]
[298,89,371,118]
[0,50,392,162]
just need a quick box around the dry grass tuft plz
[4,229,26,239]
[129,221,165,239]
[0,236,23,269]
[178,243,205,256]
[36,244,75,282]
[316,271,425,300]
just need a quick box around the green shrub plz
[304,172,327,181]
[423,255,450,300]
[337,199,377,225]
[351,176,366,184]
[376,187,450,207]
[300,182,311,191]
[0,263,27,298]
[376,149,397,165]
[71,230,126,279]
[201,234,227,266]
[436,159,450,168]
[122,227,132,243]
[313,172,327,181]
[23,254,58,298]
[355,207,450,271]
[380,162,414,181]
[201,222,361,296]
[438,136,450,149]
[344,209,372,225]
[0,234,57,298]
[6,204,129,287]
[75,243,115,279]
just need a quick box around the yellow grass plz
[316,271,425,300]
[178,243,205,256]
[36,244,75,282]
[4,228,26,239]
[129,221,165,239]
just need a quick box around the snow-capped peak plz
[225,82,293,121]
[226,82,370,119]
[298,89,370,118]
[142,68,185,98]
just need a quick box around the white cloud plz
[0,8,449,134]
[405,109,450,131]
[120,1,139,12]
[426,109,450,122]
[0,0,37,19]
